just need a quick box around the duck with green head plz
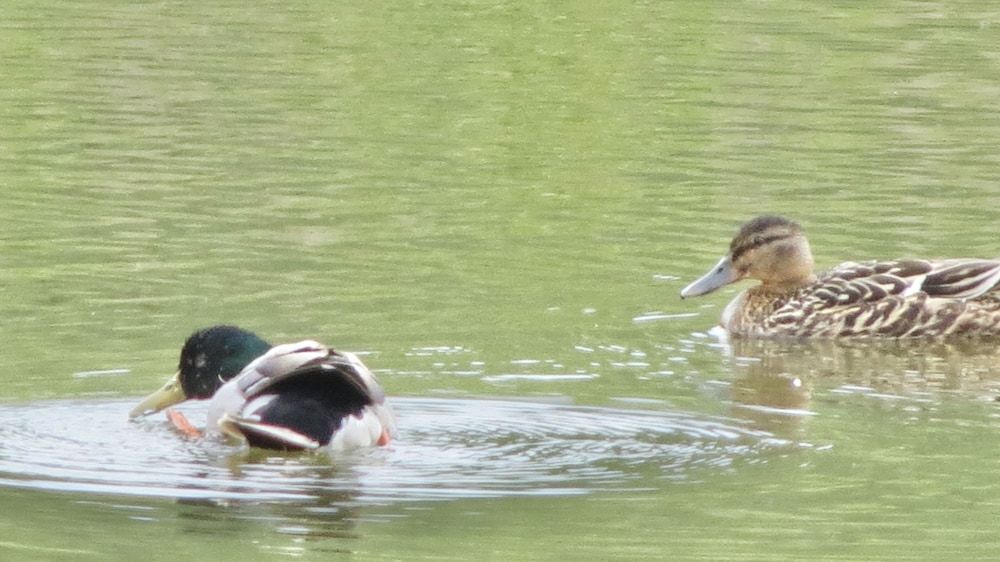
[130,325,395,451]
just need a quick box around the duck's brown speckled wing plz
[920,259,1000,300]
[763,259,1000,338]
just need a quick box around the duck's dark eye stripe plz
[731,233,788,261]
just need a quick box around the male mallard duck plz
[680,215,1000,338]
[129,325,395,451]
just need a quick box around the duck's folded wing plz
[770,261,936,333]
[770,259,1000,338]
[920,259,1000,300]
[819,259,1000,302]
[212,342,394,450]
[219,413,322,450]
[808,262,927,307]
[238,350,385,410]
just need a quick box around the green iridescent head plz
[129,325,271,418]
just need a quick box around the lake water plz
[2,1,1000,560]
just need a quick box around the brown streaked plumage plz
[681,215,1000,338]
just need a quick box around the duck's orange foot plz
[166,408,202,439]
[377,428,392,447]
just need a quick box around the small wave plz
[0,397,799,506]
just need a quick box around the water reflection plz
[703,333,1000,436]
[175,461,365,544]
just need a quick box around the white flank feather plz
[901,274,926,297]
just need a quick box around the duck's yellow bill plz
[129,372,186,418]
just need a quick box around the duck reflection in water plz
[709,334,1000,438]
[175,452,373,545]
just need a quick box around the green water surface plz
[2,1,1000,560]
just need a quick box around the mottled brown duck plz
[681,215,1000,338]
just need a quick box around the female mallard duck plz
[681,215,1000,338]
[129,325,395,451]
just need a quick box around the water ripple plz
[0,397,798,505]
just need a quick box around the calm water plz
[3,1,1000,560]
